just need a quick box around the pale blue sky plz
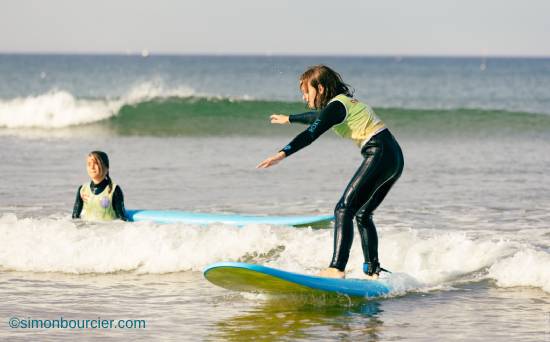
[1,0,549,56]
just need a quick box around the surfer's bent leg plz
[355,130,404,274]
[329,139,384,271]
[355,179,398,273]
[356,214,378,270]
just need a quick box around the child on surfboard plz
[72,151,127,221]
[257,65,404,279]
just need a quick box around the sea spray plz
[2,213,546,294]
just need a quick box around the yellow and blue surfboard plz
[203,262,391,298]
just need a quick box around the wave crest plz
[0,90,119,128]
[0,82,198,129]
[488,249,550,293]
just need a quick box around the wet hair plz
[299,65,354,109]
[88,151,113,192]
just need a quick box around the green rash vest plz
[80,182,118,221]
[329,94,386,147]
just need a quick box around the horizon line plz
[1,51,549,59]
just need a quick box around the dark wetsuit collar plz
[89,178,110,195]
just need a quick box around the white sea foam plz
[0,90,120,128]
[372,229,516,284]
[0,213,280,274]
[0,82,197,129]
[267,227,519,294]
[1,214,548,294]
[488,249,550,293]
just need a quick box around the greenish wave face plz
[107,97,308,136]
[96,97,550,138]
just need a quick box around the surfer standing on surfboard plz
[257,65,404,279]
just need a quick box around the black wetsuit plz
[72,178,127,221]
[283,99,404,274]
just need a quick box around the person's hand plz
[81,193,90,202]
[256,151,286,169]
[270,114,290,125]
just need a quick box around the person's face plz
[87,155,104,183]
[301,80,324,109]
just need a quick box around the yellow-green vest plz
[80,182,117,221]
[330,94,386,147]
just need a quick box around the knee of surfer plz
[355,212,373,227]
[334,201,356,219]
[318,267,345,279]
[334,201,345,216]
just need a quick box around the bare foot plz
[317,267,345,279]
[365,273,379,280]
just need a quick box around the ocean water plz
[1,55,549,341]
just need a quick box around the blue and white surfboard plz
[126,210,333,227]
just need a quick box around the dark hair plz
[299,65,354,109]
[89,151,113,193]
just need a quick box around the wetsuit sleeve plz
[72,186,83,219]
[112,186,128,221]
[289,111,320,125]
[280,101,346,157]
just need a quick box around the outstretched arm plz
[278,101,346,157]
[289,111,320,125]
[270,111,320,125]
[257,101,346,168]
